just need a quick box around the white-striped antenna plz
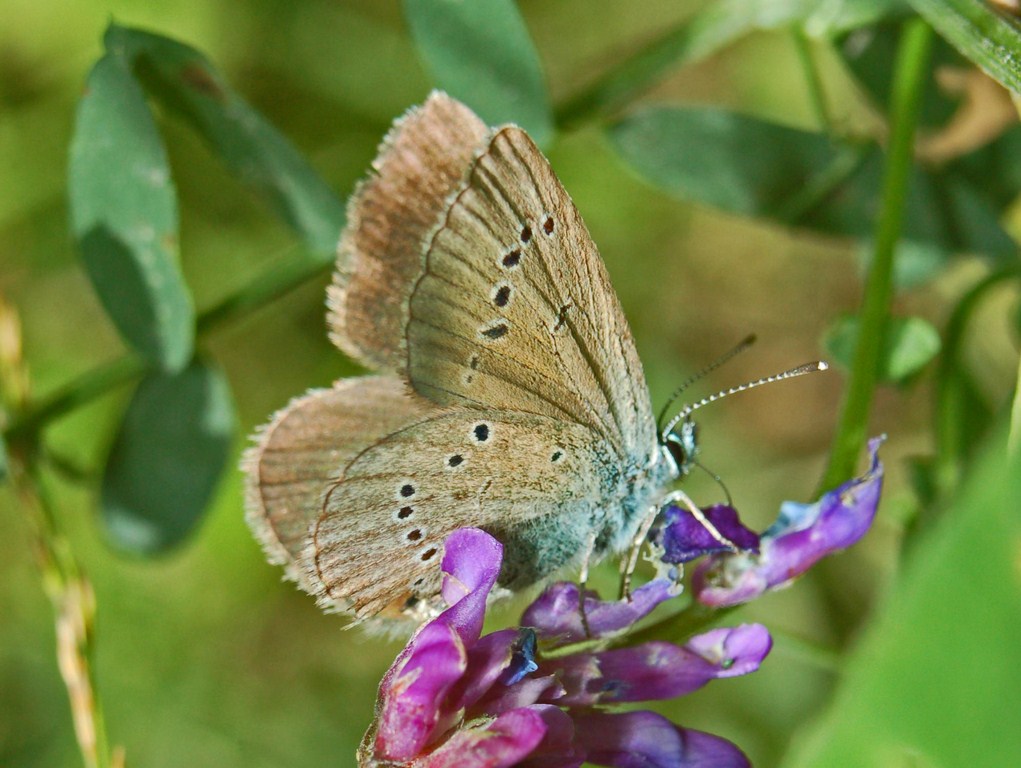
[662,361,829,437]
[655,334,757,432]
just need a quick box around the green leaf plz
[608,107,1016,269]
[910,0,1021,94]
[783,425,1021,767]
[609,106,839,218]
[68,52,194,372]
[838,22,964,128]
[801,0,911,34]
[105,24,345,258]
[101,359,235,554]
[825,314,942,383]
[0,432,7,483]
[403,0,553,146]
[555,0,909,128]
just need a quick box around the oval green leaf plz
[839,22,963,129]
[609,106,1016,269]
[784,425,1021,767]
[609,105,845,217]
[101,359,236,554]
[403,0,553,147]
[69,52,194,372]
[825,314,942,383]
[104,24,346,259]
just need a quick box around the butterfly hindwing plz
[303,410,614,619]
[243,376,434,589]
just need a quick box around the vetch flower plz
[360,528,768,768]
[654,503,760,565]
[693,436,885,607]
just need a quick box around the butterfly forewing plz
[328,95,488,372]
[407,126,657,461]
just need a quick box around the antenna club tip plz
[817,361,830,371]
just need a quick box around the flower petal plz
[522,579,675,646]
[416,708,548,768]
[546,624,771,705]
[439,528,504,643]
[694,437,884,607]
[375,621,467,761]
[655,504,759,564]
[372,528,506,761]
[516,705,585,768]
[571,711,750,768]
[471,674,565,716]
[446,628,518,714]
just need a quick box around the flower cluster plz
[359,438,884,767]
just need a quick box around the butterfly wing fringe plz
[329,91,490,372]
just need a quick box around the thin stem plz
[818,19,933,492]
[196,251,332,334]
[1010,348,1021,456]
[554,2,775,129]
[3,251,332,444]
[622,600,733,646]
[793,29,833,132]
[772,143,869,224]
[16,457,116,768]
[5,356,145,443]
[933,265,1021,495]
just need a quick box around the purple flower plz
[653,504,760,564]
[361,438,885,766]
[360,528,766,768]
[693,436,885,607]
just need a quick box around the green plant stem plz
[818,19,933,493]
[793,29,833,132]
[623,601,733,646]
[17,458,115,768]
[933,265,1021,495]
[1011,347,1021,456]
[3,252,331,444]
[5,356,145,444]
[554,1,804,129]
[195,252,332,334]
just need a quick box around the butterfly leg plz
[577,529,598,638]
[618,503,663,601]
[659,487,737,549]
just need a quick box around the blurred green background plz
[2,1,1019,767]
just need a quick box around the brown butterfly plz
[246,93,720,625]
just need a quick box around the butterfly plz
[245,92,712,624]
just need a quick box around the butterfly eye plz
[664,420,699,475]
